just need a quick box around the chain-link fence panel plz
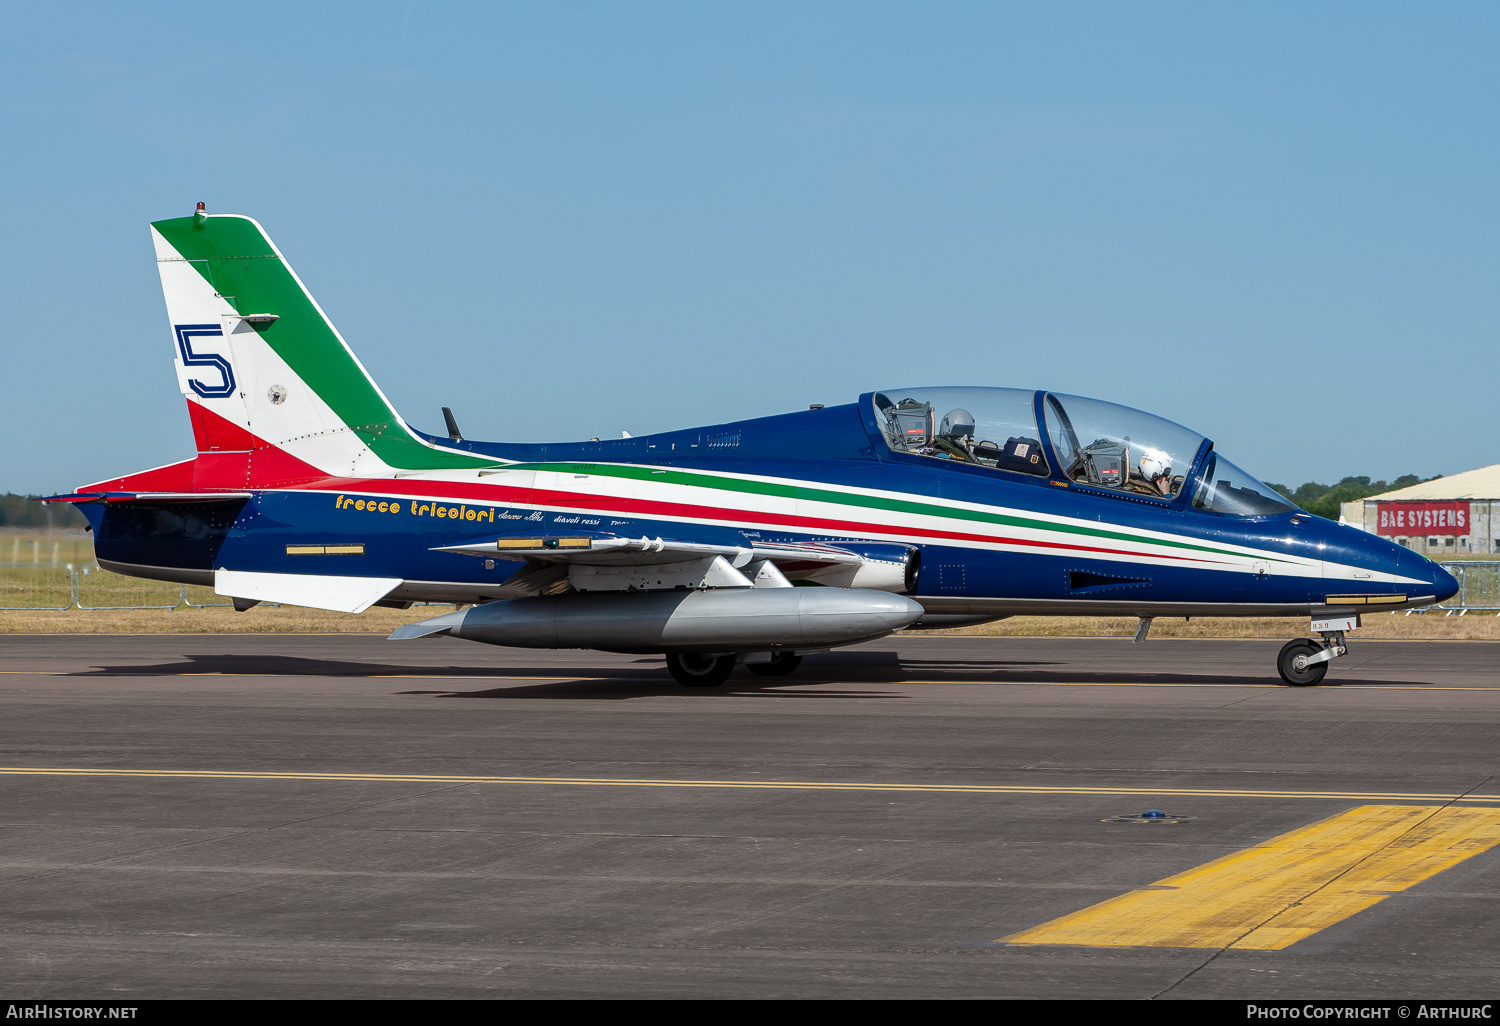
[1433,561,1500,612]
[73,563,181,610]
[181,582,235,608]
[0,563,76,610]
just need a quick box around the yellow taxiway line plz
[2,669,1499,692]
[1,766,1498,804]
[1003,804,1500,950]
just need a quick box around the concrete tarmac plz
[0,632,1497,999]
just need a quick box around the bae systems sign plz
[1376,501,1469,536]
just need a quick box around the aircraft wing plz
[434,533,912,593]
[434,534,864,567]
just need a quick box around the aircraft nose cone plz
[1430,561,1460,604]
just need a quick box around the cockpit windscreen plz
[1043,392,1204,500]
[873,387,1049,476]
[1191,453,1298,516]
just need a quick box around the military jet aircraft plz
[50,206,1459,687]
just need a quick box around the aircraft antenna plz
[442,407,463,441]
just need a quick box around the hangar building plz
[1340,465,1500,557]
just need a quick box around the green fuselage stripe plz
[514,462,1288,564]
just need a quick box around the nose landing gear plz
[1277,614,1358,687]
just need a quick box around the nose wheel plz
[1277,615,1357,687]
[1277,639,1329,686]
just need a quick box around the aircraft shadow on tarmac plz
[70,651,906,700]
[69,651,1436,694]
[395,680,901,700]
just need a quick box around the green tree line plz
[0,494,88,529]
[1266,475,1441,521]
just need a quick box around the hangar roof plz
[1368,464,1500,501]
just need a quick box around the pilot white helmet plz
[938,409,976,441]
[1138,449,1172,482]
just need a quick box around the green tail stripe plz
[514,461,1297,564]
[154,215,492,471]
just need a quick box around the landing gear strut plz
[1276,614,1357,687]
[746,653,802,677]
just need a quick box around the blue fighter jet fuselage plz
[58,209,1459,688]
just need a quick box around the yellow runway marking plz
[895,680,1500,691]
[1,766,1498,805]
[1003,804,1500,950]
[3,669,1499,692]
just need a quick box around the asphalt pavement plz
[0,631,1496,998]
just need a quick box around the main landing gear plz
[1276,614,1358,687]
[746,653,802,677]
[665,651,804,687]
[666,653,736,688]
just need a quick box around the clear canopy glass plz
[872,387,1049,476]
[870,386,1290,516]
[1043,392,1205,500]
[1190,452,1298,516]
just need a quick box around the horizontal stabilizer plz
[214,569,401,613]
[42,491,252,504]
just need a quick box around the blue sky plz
[2,2,1496,493]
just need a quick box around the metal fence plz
[1420,561,1500,615]
[0,563,236,610]
[0,564,76,610]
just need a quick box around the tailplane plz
[152,205,491,476]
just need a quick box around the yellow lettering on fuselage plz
[332,496,494,522]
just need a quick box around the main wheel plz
[666,652,735,688]
[1277,639,1328,687]
[746,653,803,677]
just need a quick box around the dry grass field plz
[0,604,455,635]
[0,528,93,566]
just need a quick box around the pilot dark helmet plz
[938,409,976,441]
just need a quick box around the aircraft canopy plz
[871,387,1294,515]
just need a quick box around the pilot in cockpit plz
[1131,448,1174,497]
[928,409,978,463]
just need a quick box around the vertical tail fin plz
[151,209,492,475]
